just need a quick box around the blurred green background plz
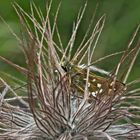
[0,0,140,83]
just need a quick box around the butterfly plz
[62,63,126,101]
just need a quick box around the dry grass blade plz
[112,25,140,83]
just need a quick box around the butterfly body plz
[64,65,126,100]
